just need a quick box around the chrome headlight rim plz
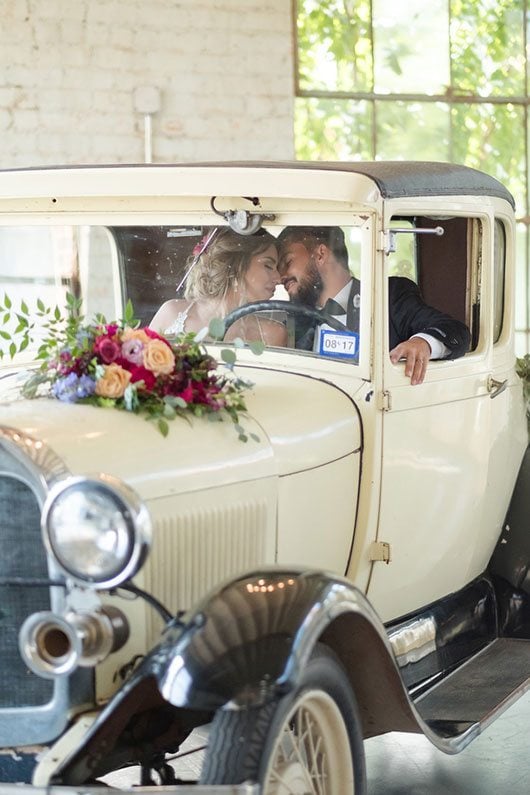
[42,474,151,589]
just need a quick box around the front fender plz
[52,568,424,784]
[155,567,387,709]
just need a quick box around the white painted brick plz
[0,109,13,130]
[0,0,294,168]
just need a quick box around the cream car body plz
[0,162,528,794]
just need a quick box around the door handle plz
[487,375,508,399]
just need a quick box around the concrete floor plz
[365,692,530,794]
[105,691,530,793]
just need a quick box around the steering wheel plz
[222,300,348,339]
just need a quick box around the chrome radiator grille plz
[0,474,53,707]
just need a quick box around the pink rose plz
[95,335,121,364]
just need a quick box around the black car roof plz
[198,160,515,208]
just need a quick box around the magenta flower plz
[95,336,121,364]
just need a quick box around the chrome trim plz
[0,426,69,495]
[0,428,94,745]
[388,616,437,666]
[42,474,152,589]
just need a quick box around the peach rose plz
[122,328,150,344]
[95,363,132,398]
[143,339,176,376]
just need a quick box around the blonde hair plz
[184,228,278,301]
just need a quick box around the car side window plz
[493,219,506,344]
[387,215,482,353]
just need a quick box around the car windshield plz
[0,221,370,364]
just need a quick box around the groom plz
[277,226,470,385]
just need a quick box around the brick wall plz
[0,0,294,167]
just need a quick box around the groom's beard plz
[292,254,324,308]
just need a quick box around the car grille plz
[0,474,53,707]
[143,499,270,646]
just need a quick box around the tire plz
[200,644,367,794]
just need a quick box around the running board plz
[415,638,530,742]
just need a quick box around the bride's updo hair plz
[184,227,278,301]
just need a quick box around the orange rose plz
[95,363,132,398]
[122,327,150,344]
[143,339,175,376]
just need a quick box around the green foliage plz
[450,0,525,96]
[516,355,530,434]
[295,97,374,161]
[294,0,528,215]
[297,0,372,93]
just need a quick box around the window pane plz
[451,0,525,96]
[295,97,374,160]
[376,101,450,160]
[0,226,119,359]
[515,223,528,356]
[372,0,450,94]
[387,220,417,281]
[493,219,506,343]
[297,0,372,92]
[451,103,526,212]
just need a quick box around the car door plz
[366,207,503,623]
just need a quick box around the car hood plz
[0,367,361,500]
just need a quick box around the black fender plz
[155,567,410,712]
[52,568,469,784]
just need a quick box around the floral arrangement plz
[0,293,259,440]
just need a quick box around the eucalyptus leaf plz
[248,340,265,355]
[208,317,226,340]
[221,348,237,366]
[157,418,169,437]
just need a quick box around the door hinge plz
[369,541,392,564]
[379,390,392,411]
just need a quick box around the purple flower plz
[52,373,96,403]
[121,337,145,365]
[77,374,96,398]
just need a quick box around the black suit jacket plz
[294,277,470,359]
[388,277,470,358]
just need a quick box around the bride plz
[150,227,287,347]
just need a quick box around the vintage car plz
[0,161,529,795]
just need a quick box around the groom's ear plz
[314,242,332,272]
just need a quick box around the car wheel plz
[200,644,367,794]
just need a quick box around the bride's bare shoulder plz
[150,299,188,331]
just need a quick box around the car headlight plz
[42,475,151,588]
